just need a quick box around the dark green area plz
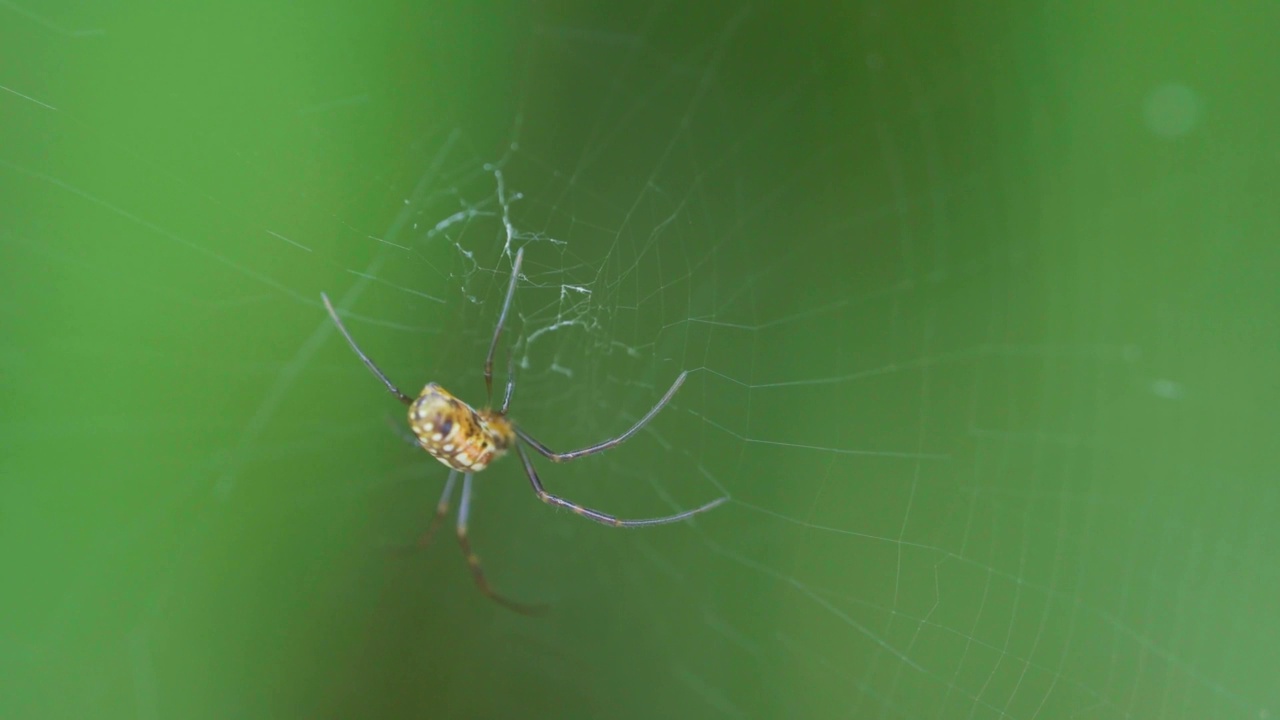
[3,2,1277,718]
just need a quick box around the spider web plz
[4,2,1278,719]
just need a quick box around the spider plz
[320,247,726,613]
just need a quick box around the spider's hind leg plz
[455,472,546,615]
[382,469,458,556]
[415,469,459,550]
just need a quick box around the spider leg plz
[456,472,546,615]
[321,293,413,405]
[515,444,727,528]
[414,470,459,550]
[514,371,689,462]
[498,333,519,416]
[484,247,523,407]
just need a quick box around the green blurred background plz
[4,1,1277,718]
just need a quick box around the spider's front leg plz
[514,371,689,462]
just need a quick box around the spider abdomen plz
[409,383,514,472]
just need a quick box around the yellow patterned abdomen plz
[409,383,514,472]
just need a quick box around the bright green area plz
[3,2,1276,719]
